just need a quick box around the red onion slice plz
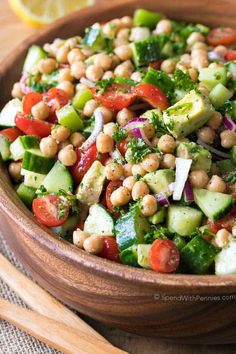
[155,192,169,206]
[173,158,192,201]
[80,110,104,151]
[124,117,147,131]
[184,179,194,202]
[197,139,231,159]
[222,115,236,132]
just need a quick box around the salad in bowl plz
[1,8,236,275]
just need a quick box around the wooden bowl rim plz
[1,0,236,290]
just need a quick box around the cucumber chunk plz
[215,241,236,275]
[133,9,162,29]
[142,67,174,96]
[114,207,150,251]
[23,45,47,73]
[84,204,114,236]
[225,61,236,80]
[173,235,187,251]
[21,169,46,189]
[72,89,93,110]
[167,205,203,236]
[83,24,106,50]
[56,104,83,132]
[209,83,233,108]
[143,169,175,196]
[10,135,39,161]
[193,188,233,221]
[217,159,235,174]
[148,207,166,224]
[51,215,78,242]
[16,183,36,208]
[0,99,22,127]
[40,161,73,194]
[132,37,160,67]
[199,67,227,90]
[137,244,151,269]
[22,149,55,174]
[181,236,219,274]
[120,245,139,267]
[0,136,11,161]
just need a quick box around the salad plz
[1,9,236,275]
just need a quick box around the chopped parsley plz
[95,77,136,94]
[144,226,172,244]
[127,138,160,163]
[112,126,128,143]
[58,190,80,216]
[173,69,198,93]
[148,110,169,137]
[225,171,236,184]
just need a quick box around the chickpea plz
[142,122,155,139]
[160,154,176,169]
[51,125,70,143]
[176,137,189,146]
[117,28,129,40]
[192,42,207,51]
[96,132,114,153]
[130,71,143,82]
[56,45,69,63]
[103,22,118,38]
[83,235,104,254]
[114,63,132,78]
[81,47,94,58]
[191,55,208,69]
[132,164,146,176]
[64,37,78,49]
[220,130,236,148]
[123,163,133,177]
[187,32,205,47]
[68,48,85,64]
[158,134,176,154]
[40,136,58,157]
[73,229,90,248]
[58,139,71,151]
[191,48,208,59]
[37,58,56,74]
[123,176,135,191]
[207,111,222,130]
[114,45,132,61]
[120,16,133,28]
[188,68,198,82]
[70,132,85,147]
[110,186,131,207]
[31,101,49,121]
[58,144,77,166]
[214,45,227,58]
[116,108,134,126]
[8,161,22,182]
[94,53,112,71]
[58,68,73,82]
[57,81,74,99]
[86,64,104,82]
[141,153,160,173]
[103,122,117,137]
[94,106,113,124]
[102,71,115,80]
[113,37,128,48]
[83,99,99,117]
[11,82,23,98]
[70,61,85,80]
[76,83,88,92]
[214,229,231,248]
[141,194,158,217]
[207,175,226,193]
[160,59,176,74]
[155,19,172,34]
[151,136,159,147]
[189,170,209,188]
[105,162,124,180]
[132,181,149,201]
[197,126,215,144]
[180,54,191,67]
[111,54,121,69]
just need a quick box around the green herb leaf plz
[127,138,160,163]
[112,127,128,143]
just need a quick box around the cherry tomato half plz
[0,127,22,142]
[99,237,121,263]
[70,143,109,184]
[22,92,42,114]
[92,84,135,110]
[15,113,52,138]
[134,84,169,110]
[43,88,69,112]
[32,195,69,227]
[117,139,129,156]
[207,27,236,46]
[105,180,123,211]
[225,50,236,61]
[149,239,180,273]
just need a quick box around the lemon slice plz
[8,0,95,28]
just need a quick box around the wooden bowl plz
[1,0,236,344]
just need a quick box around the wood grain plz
[1,0,236,345]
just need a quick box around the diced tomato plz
[149,239,180,273]
[0,128,22,142]
[43,88,69,112]
[105,180,123,211]
[208,213,235,233]
[149,60,162,70]
[91,84,135,110]
[117,139,129,156]
[70,143,109,183]
[207,27,236,46]
[99,237,121,263]
[48,112,58,124]
[32,195,69,227]
[134,84,169,110]
[22,92,42,114]
[225,50,236,61]
[15,113,52,138]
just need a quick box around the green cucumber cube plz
[40,160,73,194]
[199,67,227,90]
[10,135,39,161]
[57,104,83,132]
[137,244,151,269]
[22,149,55,174]
[132,37,160,67]
[0,136,11,161]
[167,205,203,236]
[72,89,93,110]
[133,9,162,29]
[231,146,236,164]
[0,98,22,127]
[120,245,139,267]
[215,241,236,275]
[209,83,233,108]
[23,45,47,73]
[83,25,106,50]
[16,183,36,208]
[21,169,46,189]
